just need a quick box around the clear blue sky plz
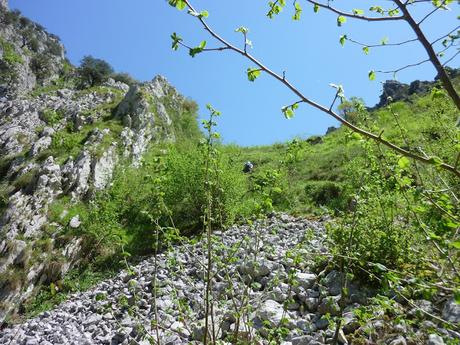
[9,0,460,146]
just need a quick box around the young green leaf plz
[171,32,183,51]
[169,0,186,10]
[189,41,207,57]
[330,83,346,102]
[313,3,320,13]
[339,35,347,47]
[247,68,261,82]
[362,46,370,55]
[235,26,249,34]
[369,6,384,14]
[398,156,410,169]
[368,70,376,81]
[292,1,302,20]
[282,106,294,119]
[352,8,364,15]
[337,15,347,26]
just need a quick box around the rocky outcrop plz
[0,73,191,322]
[0,214,456,344]
[0,6,197,321]
[116,77,176,165]
[0,0,8,10]
[0,6,65,98]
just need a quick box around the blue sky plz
[9,0,460,146]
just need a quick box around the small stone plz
[291,335,312,345]
[295,272,317,290]
[442,298,460,324]
[323,270,343,296]
[427,334,445,345]
[389,335,407,345]
[69,215,81,229]
[318,296,341,316]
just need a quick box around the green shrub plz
[40,108,63,126]
[46,39,62,56]
[162,144,246,231]
[0,38,23,65]
[31,54,53,84]
[111,72,137,86]
[78,55,113,87]
[13,169,38,191]
[304,180,347,210]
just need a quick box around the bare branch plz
[179,0,460,178]
[443,50,460,66]
[431,25,460,45]
[307,0,405,21]
[375,58,430,74]
[417,0,449,25]
[346,36,418,48]
[178,41,229,53]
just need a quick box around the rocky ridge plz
[0,214,458,344]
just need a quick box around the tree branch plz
[431,25,460,45]
[417,0,448,25]
[180,0,460,178]
[306,0,405,21]
[375,58,430,74]
[346,36,418,48]
[393,0,460,113]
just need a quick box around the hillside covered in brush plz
[0,1,459,344]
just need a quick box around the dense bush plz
[78,55,113,88]
[40,108,63,126]
[327,156,418,281]
[162,144,246,230]
[46,39,63,56]
[31,54,53,84]
[111,72,137,86]
[52,143,248,259]
[304,180,348,210]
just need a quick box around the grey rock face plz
[0,72,190,323]
[0,8,65,98]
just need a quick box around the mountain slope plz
[0,4,200,323]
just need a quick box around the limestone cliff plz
[0,6,199,323]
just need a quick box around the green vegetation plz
[24,267,116,319]
[0,38,23,65]
[40,108,64,126]
[78,55,114,88]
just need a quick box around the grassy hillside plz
[231,77,460,216]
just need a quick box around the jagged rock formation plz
[0,214,457,344]
[373,67,460,109]
[0,6,199,323]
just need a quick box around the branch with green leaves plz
[306,1,404,22]
[282,0,460,112]
[167,0,460,178]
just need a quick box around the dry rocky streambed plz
[0,214,458,345]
